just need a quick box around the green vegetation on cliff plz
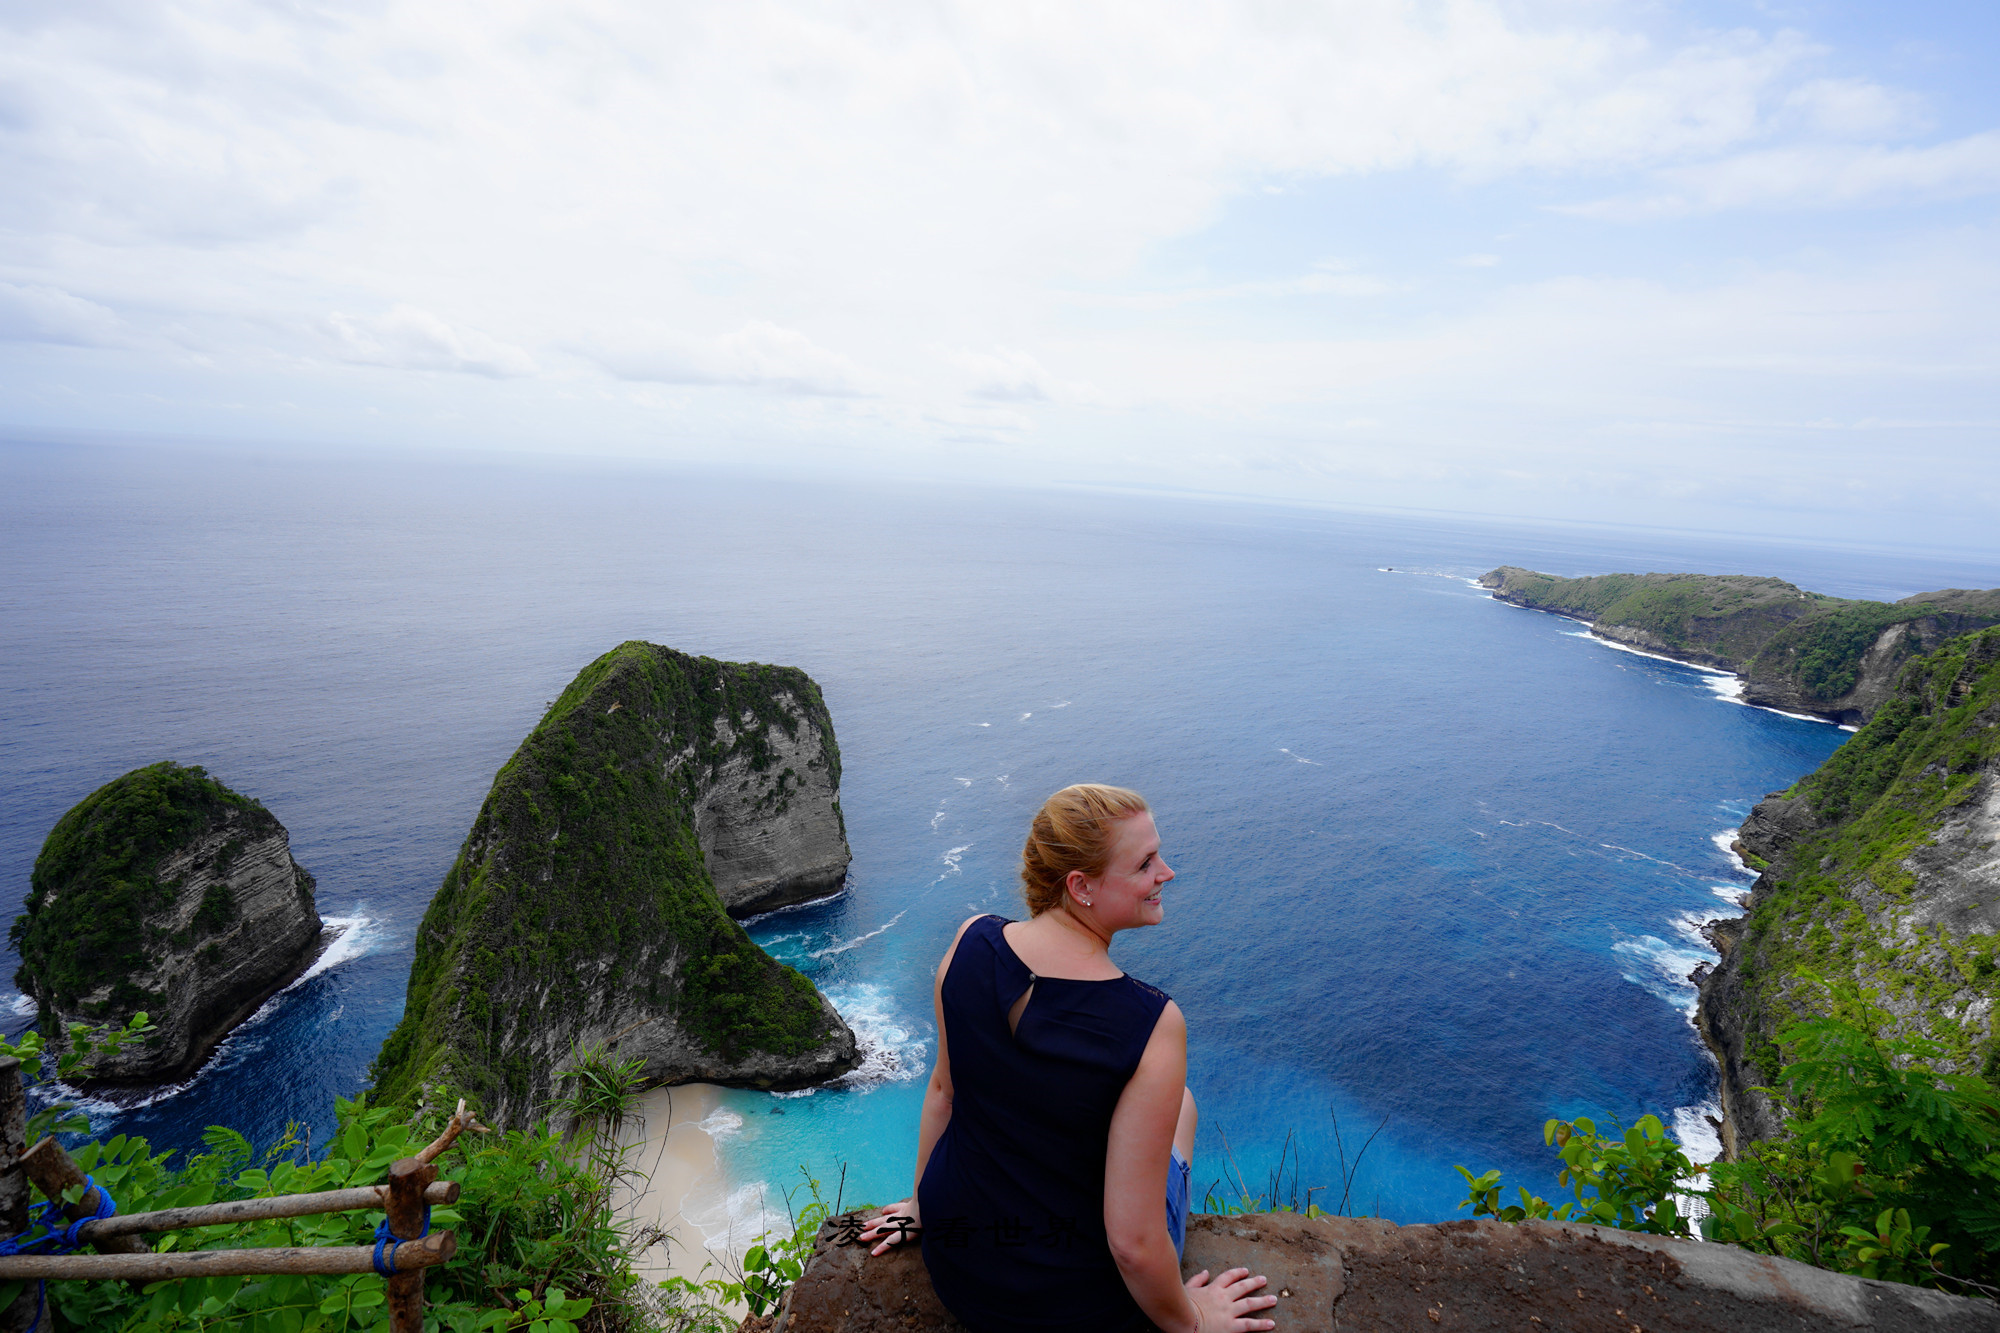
[1480,567,1829,665]
[10,762,273,1016]
[1729,627,2000,1077]
[1482,566,2000,716]
[371,641,850,1120]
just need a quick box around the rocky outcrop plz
[777,1211,1996,1332]
[1696,627,2000,1156]
[699,706,850,917]
[1743,606,2000,727]
[369,641,860,1127]
[1482,567,2000,725]
[11,762,327,1083]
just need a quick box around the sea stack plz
[11,762,327,1082]
[369,641,861,1128]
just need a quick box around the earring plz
[1081,897,1092,907]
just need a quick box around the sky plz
[2,0,1997,546]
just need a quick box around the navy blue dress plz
[918,915,1173,1333]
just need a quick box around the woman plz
[860,784,1279,1333]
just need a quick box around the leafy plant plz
[1453,989,2000,1298]
[10,1012,157,1141]
[1455,1113,1699,1238]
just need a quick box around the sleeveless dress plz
[918,915,1173,1333]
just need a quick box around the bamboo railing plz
[0,1063,484,1333]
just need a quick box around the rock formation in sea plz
[1693,626,2000,1156]
[369,641,861,1127]
[10,761,328,1083]
[1481,566,2000,725]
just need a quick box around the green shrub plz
[0,1024,729,1331]
[1454,995,2000,1298]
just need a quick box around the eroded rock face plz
[699,703,850,917]
[13,763,327,1083]
[1697,628,2000,1157]
[776,1212,1998,1333]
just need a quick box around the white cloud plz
[0,0,1993,537]
[1569,129,2000,218]
[327,306,537,378]
[589,321,873,396]
[0,282,126,346]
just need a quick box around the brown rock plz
[775,1212,1999,1333]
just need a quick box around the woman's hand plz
[1184,1267,1278,1332]
[856,1197,922,1258]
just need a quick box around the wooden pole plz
[0,1231,455,1281]
[19,1140,148,1256]
[76,1180,459,1242]
[416,1100,488,1166]
[385,1157,436,1333]
[0,1058,44,1333]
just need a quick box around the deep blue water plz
[4,438,1998,1235]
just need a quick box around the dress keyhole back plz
[1006,975,1036,1038]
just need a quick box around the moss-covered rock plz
[1695,627,2000,1156]
[11,762,327,1081]
[368,641,860,1127]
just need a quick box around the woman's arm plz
[860,915,978,1256]
[1105,1003,1277,1333]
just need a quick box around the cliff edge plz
[10,762,328,1083]
[369,641,860,1127]
[1694,626,2000,1156]
[1481,567,2000,725]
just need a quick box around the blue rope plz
[371,1204,430,1276]
[0,1174,120,1329]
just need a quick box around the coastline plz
[616,1083,741,1288]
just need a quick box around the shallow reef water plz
[5,439,1999,1235]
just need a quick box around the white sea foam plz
[1705,674,1746,703]
[974,722,990,728]
[1612,933,1711,1017]
[1563,629,1734,676]
[954,777,974,787]
[1049,700,1071,709]
[930,808,945,830]
[683,1177,795,1258]
[775,982,928,1098]
[1019,712,1032,721]
[698,1106,745,1141]
[291,915,375,991]
[1278,748,1317,765]
[1710,829,1751,876]
[8,994,36,1018]
[809,910,907,959]
[1672,1101,1725,1166]
[1711,885,1749,909]
[738,889,847,926]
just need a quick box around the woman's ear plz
[1065,868,1092,907]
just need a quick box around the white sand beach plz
[615,1082,797,1298]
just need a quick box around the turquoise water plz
[3,439,1996,1236]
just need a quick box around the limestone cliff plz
[10,762,328,1082]
[1481,567,2000,725]
[1693,627,2000,1157]
[369,641,860,1127]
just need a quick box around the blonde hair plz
[1020,784,1151,916]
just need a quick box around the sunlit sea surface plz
[6,440,1999,1242]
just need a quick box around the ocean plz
[5,438,1998,1246]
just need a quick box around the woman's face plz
[1080,812,1175,931]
